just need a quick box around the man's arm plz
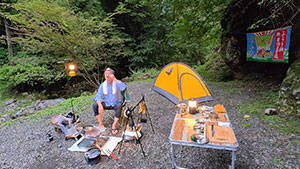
[95,84,103,101]
[113,75,126,91]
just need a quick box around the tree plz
[4,19,13,61]
[0,0,18,65]
[1,0,129,88]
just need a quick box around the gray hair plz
[105,67,115,74]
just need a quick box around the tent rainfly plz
[152,62,213,104]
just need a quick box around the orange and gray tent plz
[152,62,213,104]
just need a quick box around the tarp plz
[152,62,213,104]
[246,26,291,63]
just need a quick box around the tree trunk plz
[4,19,14,65]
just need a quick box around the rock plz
[277,57,300,116]
[10,114,17,119]
[2,114,8,119]
[143,74,151,80]
[15,109,23,116]
[26,107,36,114]
[35,102,46,111]
[10,109,24,119]
[5,99,17,106]
[0,118,5,122]
[21,92,29,96]
[35,98,64,111]
[292,87,300,96]
[221,0,300,81]
[244,115,250,118]
[121,76,133,82]
[265,108,277,115]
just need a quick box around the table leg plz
[180,144,183,153]
[230,151,236,169]
[171,144,175,169]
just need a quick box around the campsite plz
[1,80,299,169]
[1,0,300,169]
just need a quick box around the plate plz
[191,134,209,144]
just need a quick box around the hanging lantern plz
[69,70,76,77]
[67,63,77,77]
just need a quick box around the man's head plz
[104,68,115,83]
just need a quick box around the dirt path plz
[0,81,299,169]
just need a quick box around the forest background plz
[0,0,300,121]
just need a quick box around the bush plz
[0,47,8,66]
[0,64,63,90]
[129,68,160,81]
[195,49,233,81]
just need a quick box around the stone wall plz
[278,56,300,116]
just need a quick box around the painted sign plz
[246,26,291,63]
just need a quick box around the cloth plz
[95,80,126,107]
[103,80,116,95]
[93,102,122,118]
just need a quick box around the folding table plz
[169,108,239,169]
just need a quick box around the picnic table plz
[169,105,239,169]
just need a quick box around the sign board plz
[246,26,291,63]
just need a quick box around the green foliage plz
[0,64,62,88]
[195,49,233,81]
[248,0,299,30]
[0,47,64,89]
[238,85,300,135]
[56,0,106,19]
[129,68,159,81]
[126,0,230,69]
[0,47,8,65]
[1,0,129,88]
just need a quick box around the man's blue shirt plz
[95,81,126,106]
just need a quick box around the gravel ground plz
[1,81,299,169]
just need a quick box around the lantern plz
[67,63,77,77]
[188,99,197,114]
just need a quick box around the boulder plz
[220,0,300,79]
[121,76,133,82]
[277,57,300,116]
[5,99,17,106]
[264,108,277,115]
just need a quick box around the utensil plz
[95,143,118,160]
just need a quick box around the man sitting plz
[92,68,126,135]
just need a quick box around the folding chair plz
[104,88,130,128]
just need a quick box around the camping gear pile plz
[51,112,123,165]
[50,95,154,165]
[51,112,81,140]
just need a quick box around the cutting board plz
[172,119,197,142]
[206,125,237,145]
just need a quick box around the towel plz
[103,80,116,95]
